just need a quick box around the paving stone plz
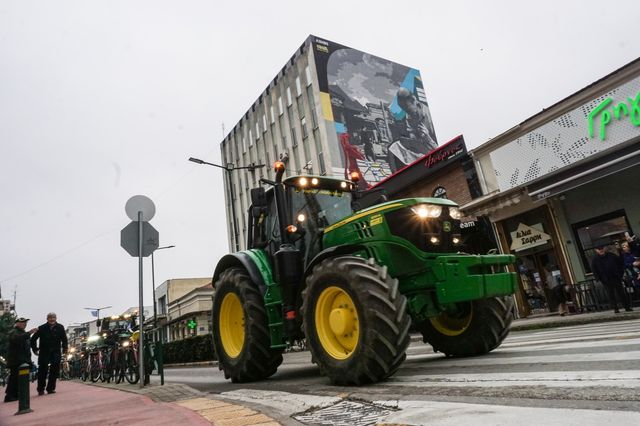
[200,407,256,421]
[177,397,221,410]
[215,413,277,426]
[197,404,246,416]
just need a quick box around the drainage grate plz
[293,400,394,426]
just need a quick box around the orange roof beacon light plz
[274,161,285,172]
[286,224,298,234]
[350,171,360,183]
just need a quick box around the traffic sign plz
[120,221,159,257]
[125,195,156,222]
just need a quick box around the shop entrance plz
[516,248,565,314]
[497,205,571,317]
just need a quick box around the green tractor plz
[211,160,517,385]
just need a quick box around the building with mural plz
[220,35,438,250]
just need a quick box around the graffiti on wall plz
[312,37,438,187]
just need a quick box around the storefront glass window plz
[572,209,633,274]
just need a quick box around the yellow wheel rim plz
[219,292,245,358]
[430,303,473,336]
[315,286,359,360]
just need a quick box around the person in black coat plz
[591,245,632,313]
[30,312,68,395]
[4,317,37,403]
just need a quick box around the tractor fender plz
[213,251,268,295]
[304,244,367,278]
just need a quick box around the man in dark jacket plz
[4,317,37,402]
[591,245,632,313]
[31,312,68,395]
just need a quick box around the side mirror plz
[251,187,267,209]
[96,319,101,328]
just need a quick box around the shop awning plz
[527,142,640,202]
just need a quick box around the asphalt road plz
[154,319,640,425]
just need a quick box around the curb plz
[510,310,640,331]
[164,360,218,368]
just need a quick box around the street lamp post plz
[188,157,265,252]
[151,245,175,342]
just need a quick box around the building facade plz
[462,58,640,317]
[154,278,211,343]
[166,284,213,342]
[220,35,439,251]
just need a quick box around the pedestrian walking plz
[591,245,632,313]
[30,312,68,395]
[4,317,37,402]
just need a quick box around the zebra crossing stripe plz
[405,350,640,365]
[389,370,640,388]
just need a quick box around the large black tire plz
[212,268,283,383]
[302,256,411,385]
[418,296,514,357]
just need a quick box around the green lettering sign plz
[588,90,640,140]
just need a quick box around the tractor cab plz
[248,174,355,264]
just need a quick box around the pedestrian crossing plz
[210,320,640,425]
[396,319,640,390]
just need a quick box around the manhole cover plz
[293,400,393,426]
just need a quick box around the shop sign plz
[510,223,551,251]
[424,139,466,169]
[588,90,640,140]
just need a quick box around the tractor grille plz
[385,207,457,253]
[352,220,374,239]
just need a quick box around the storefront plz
[462,58,640,317]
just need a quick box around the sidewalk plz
[510,308,640,331]
[0,381,280,426]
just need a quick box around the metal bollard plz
[15,363,33,415]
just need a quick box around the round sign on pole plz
[125,195,156,221]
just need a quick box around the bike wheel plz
[90,357,101,383]
[124,352,139,384]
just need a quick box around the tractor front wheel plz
[418,296,514,357]
[212,268,283,382]
[302,256,411,385]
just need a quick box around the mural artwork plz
[313,37,438,187]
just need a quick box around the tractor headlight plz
[311,178,319,186]
[299,177,308,187]
[297,213,306,223]
[412,204,442,219]
[449,207,462,220]
[429,236,440,245]
[122,340,130,347]
[340,181,348,189]
[452,234,462,245]
[67,354,73,360]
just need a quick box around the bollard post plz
[15,363,33,415]
[156,341,164,386]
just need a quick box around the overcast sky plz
[1,0,638,328]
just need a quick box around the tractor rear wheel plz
[212,268,283,382]
[418,296,514,357]
[302,256,411,385]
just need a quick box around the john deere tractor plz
[211,160,517,385]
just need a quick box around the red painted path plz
[0,381,209,426]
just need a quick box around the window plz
[241,136,246,153]
[572,210,634,274]
[307,85,318,128]
[249,130,253,146]
[318,151,326,175]
[158,296,166,315]
[286,87,292,106]
[262,114,267,132]
[301,117,308,139]
[278,96,284,115]
[270,105,275,123]
[255,122,260,139]
[305,65,312,86]
[295,76,302,97]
